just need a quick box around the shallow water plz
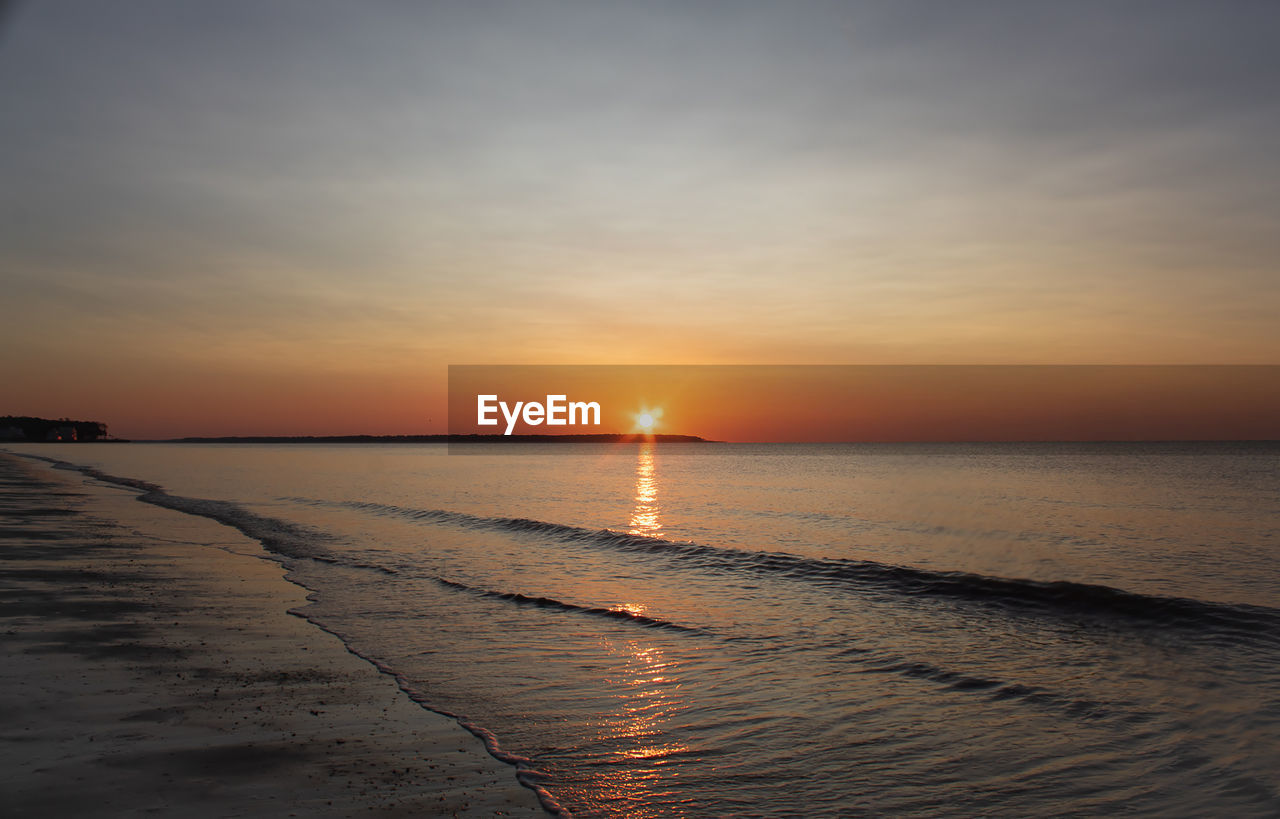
[10,441,1280,816]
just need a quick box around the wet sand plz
[0,452,546,817]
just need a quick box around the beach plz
[0,452,546,817]
[2,442,1277,816]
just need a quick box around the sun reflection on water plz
[629,443,663,537]
[591,633,691,813]
[556,444,695,815]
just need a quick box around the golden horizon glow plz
[444,365,1280,443]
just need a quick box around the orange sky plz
[448,366,1280,442]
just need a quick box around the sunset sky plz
[448,365,1280,442]
[2,2,1279,438]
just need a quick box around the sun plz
[633,407,663,433]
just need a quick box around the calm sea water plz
[10,442,1280,816]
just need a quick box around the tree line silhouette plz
[0,416,110,442]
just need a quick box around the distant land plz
[169,434,714,444]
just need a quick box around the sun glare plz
[633,407,663,433]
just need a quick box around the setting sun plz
[633,407,663,433]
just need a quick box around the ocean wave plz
[430,576,708,633]
[847,654,1128,721]
[38,458,340,563]
[301,497,1280,642]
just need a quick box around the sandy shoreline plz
[0,452,547,817]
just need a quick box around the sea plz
[8,441,1280,817]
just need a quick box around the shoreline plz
[0,451,548,816]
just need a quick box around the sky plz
[2,1,1279,438]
